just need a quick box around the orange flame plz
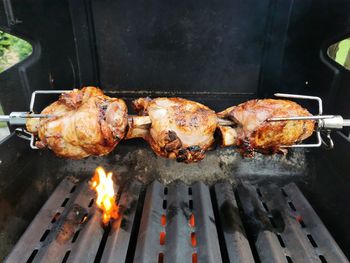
[90,166,119,225]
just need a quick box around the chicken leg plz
[26,87,128,159]
[217,99,315,156]
[127,97,218,163]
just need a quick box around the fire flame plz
[90,166,119,225]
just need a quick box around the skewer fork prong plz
[274,93,323,115]
[271,93,327,148]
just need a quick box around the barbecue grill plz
[1,0,350,262]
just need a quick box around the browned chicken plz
[25,90,315,161]
[128,97,218,163]
[217,99,315,155]
[26,87,128,159]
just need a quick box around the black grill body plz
[1,0,350,261]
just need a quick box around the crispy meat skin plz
[25,92,315,160]
[26,87,128,159]
[218,99,315,155]
[132,97,218,163]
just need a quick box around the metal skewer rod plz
[267,115,335,122]
[127,115,236,127]
[0,112,56,125]
[0,116,10,122]
[13,114,54,119]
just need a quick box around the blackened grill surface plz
[237,183,349,263]
[5,178,143,263]
[213,182,255,262]
[5,178,348,263]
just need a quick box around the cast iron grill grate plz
[5,178,348,263]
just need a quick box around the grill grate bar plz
[6,178,349,263]
[213,182,255,263]
[34,181,103,263]
[260,184,321,262]
[165,182,193,263]
[283,183,348,263]
[236,183,300,262]
[255,230,288,262]
[237,183,349,263]
[5,178,77,263]
[101,182,143,263]
[5,178,143,263]
[134,181,223,263]
[191,182,222,263]
[133,181,164,262]
[66,209,104,263]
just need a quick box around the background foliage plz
[0,30,32,72]
[0,31,32,130]
[0,105,6,128]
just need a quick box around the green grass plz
[0,30,32,73]
[0,105,6,128]
[0,31,33,129]
[0,31,32,129]
[335,39,350,66]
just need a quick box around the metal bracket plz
[30,90,70,112]
[268,93,350,149]
[272,93,324,148]
[15,128,38,149]
[27,90,70,149]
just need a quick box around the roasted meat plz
[128,97,218,163]
[26,87,128,159]
[25,90,315,161]
[217,99,315,155]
